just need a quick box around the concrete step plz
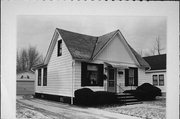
[116,93,141,105]
[124,101,142,105]
[117,96,136,100]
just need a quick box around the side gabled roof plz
[37,28,150,69]
[143,54,166,70]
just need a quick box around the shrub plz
[94,91,117,105]
[135,83,162,101]
[74,88,95,106]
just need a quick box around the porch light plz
[118,71,123,75]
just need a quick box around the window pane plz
[159,75,164,86]
[86,64,99,86]
[43,67,47,86]
[87,65,98,71]
[87,71,98,85]
[129,77,134,86]
[38,69,41,86]
[57,40,62,56]
[129,69,134,77]
[153,75,158,86]
[128,69,134,86]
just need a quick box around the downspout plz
[71,60,75,105]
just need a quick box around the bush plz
[94,91,117,105]
[74,88,118,106]
[74,88,95,106]
[135,83,162,101]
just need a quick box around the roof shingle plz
[143,54,166,70]
[42,28,150,69]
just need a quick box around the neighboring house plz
[17,71,35,80]
[143,54,166,93]
[33,28,151,104]
[17,71,35,95]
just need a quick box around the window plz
[128,69,134,86]
[38,69,41,86]
[153,75,158,86]
[57,40,62,56]
[125,68,138,86]
[43,67,47,86]
[81,62,103,86]
[152,74,164,86]
[159,75,164,86]
[87,65,98,85]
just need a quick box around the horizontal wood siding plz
[113,68,151,92]
[74,61,105,93]
[95,35,136,65]
[145,72,166,92]
[36,35,73,97]
[17,80,35,95]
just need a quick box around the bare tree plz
[153,36,165,55]
[138,49,143,57]
[150,47,156,55]
[17,46,43,73]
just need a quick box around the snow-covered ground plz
[16,102,63,119]
[99,96,166,119]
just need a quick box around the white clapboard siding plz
[145,72,166,93]
[116,68,151,92]
[36,35,73,97]
[95,34,137,66]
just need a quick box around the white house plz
[33,28,151,104]
[17,71,35,95]
[143,54,166,93]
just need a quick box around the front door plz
[107,68,116,93]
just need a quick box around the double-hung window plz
[38,69,41,86]
[128,69,134,86]
[152,74,164,86]
[57,40,62,56]
[43,67,47,86]
[153,75,158,86]
[159,75,164,86]
[125,68,138,86]
[81,62,103,86]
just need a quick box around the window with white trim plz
[57,40,62,56]
[128,69,134,86]
[159,75,164,86]
[152,74,164,86]
[38,69,41,86]
[153,75,158,86]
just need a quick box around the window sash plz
[81,62,103,86]
[38,69,41,86]
[43,67,47,86]
[87,64,99,86]
[57,40,62,56]
[159,75,164,86]
[153,75,158,86]
[128,69,134,86]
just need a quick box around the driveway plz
[17,96,141,119]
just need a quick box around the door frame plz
[107,67,117,93]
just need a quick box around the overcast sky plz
[17,15,166,57]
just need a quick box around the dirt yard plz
[98,96,166,119]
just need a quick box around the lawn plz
[98,96,166,119]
